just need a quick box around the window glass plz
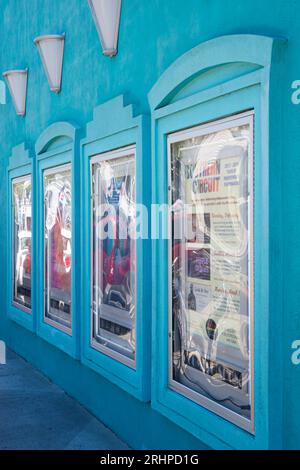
[170,115,253,425]
[91,148,136,364]
[44,165,72,331]
[12,176,32,310]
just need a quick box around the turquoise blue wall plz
[0,0,299,449]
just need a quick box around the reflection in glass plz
[44,165,72,331]
[91,149,136,364]
[12,176,32,310]
[170,117,253,424]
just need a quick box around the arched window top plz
[148,34,283,110]
[35,121,79,156]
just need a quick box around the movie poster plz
[91,153,136,363]
[171,121,252,422]
[13,176,32,310]
[44,166,72,330]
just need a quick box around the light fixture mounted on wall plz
[88,0,122,57]
[34,34,65,93]
[3,69,28,116]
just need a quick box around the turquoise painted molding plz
[9,143,32,170]
[81,95,151,401]
[148,34,285,110]
[36,121,79,157]
[86,95,139,141]
[149,34,287,449]
[7,143,35,332]
[0,0,299,450]
[35,121,82,359]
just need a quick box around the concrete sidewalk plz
[0,349,129,450]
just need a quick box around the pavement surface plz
[0,349,129,450]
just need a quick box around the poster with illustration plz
[13,176,32,310]
[171,118,252,423]
[44,166,72,330]
[91,152,136,363]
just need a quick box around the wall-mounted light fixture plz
[88,0,122,57]
[34,34,65,93]
[3,69,28,116]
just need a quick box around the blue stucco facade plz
[0,0,299,450]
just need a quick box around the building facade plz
[0,0,299,450]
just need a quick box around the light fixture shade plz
[34,34,65,93]
[3,69,28,116]
[88,0,121,57]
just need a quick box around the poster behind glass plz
[12,176,32,310]
[44,165,72,331]
[91,150,136,364]
[170,116,253,427]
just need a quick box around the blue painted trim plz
[7,144,35,333]
[149,35,286,449]
[9,143,32,170]
[148,34,286,110]
[153,69,263,120]
[81,95,151,401]
[35,122,82,359]
[35,122,77,156]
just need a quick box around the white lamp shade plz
[3,69,28,116]
[88,0,121,57]
[34,34,65,93]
